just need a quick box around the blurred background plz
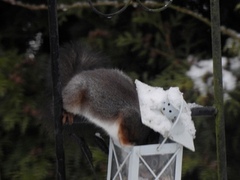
[0,0,240,179]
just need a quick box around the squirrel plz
[59,42,158,146]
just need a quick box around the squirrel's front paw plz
[62,111,74,125]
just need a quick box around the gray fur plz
[60,42,158,145]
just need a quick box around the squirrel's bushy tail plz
[59,42,108,87]
[40,42,108,137]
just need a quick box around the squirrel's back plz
[59,42,158,146]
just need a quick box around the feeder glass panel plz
[109,143,130,180]
[139,154,175,180]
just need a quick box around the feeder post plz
[47,0,66,179]
[210,0,228,179]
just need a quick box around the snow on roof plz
[135,80,196,151]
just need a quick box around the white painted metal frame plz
[107,139,183,180]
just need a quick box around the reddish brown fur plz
[72,89,88,109]
[62,89,88,124]
[117,113,134,146]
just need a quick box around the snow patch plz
[186,57,238,98]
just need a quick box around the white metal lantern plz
[106,80,197,179]
[107,139,183,180]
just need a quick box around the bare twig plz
[1,0,122,10]
[2,0,47,10]
[169,4,240,42]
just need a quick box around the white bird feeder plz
[107,139,183,180]
[107,80,196,180]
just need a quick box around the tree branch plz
[2,0,48,10]
[169,4,240,42]
[1,0,122,10]
[2,0,240,42]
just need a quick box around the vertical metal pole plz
[47,0,66,179]
[210,0,227,179]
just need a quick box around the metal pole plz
[47,0,66,179]
[210,0,228,179]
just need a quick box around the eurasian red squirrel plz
[59,42,158,146]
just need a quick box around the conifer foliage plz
[0,0,240,179]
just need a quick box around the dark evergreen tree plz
[0,0,239,179]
